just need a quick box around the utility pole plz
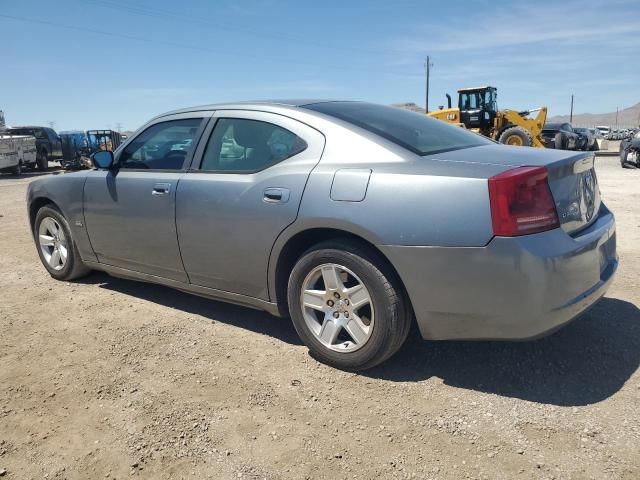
[615,107,619,130]
[570,94,574,123]
[47,121,55,129]
[424,56,433,113]
[115,122,123,133]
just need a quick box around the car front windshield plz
[304,102,493,156]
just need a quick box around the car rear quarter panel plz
[297,163,494,247]
[287,134,508,248]
[267,133,505,302]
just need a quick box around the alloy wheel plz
[300,263,374,352]
[38,217,68,271]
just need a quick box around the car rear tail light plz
[488,166,559,236]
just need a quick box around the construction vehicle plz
[428,86,547,148]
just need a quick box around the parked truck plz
[0,132,37,175]
[5,126,62,170]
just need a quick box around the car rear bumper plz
[379,205,617,340]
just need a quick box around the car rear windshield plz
[303,101,493,156]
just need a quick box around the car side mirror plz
[91,150,114,169]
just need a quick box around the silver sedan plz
[27,101,618,370]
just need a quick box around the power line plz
[0,13,403,76]
[0,13,227,55]
[79,0,386,57]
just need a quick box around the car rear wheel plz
[11,161,22,176]
[34,205,91,281]
[37,150,48,171]
[287,240,411,371]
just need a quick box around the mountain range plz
[547,102,640,128]
[393,102,640,129]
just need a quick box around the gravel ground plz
[0,156,638,480]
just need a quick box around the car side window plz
[199,118,307,172]
[119,118,202,170]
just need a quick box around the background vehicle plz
[6,126,62,170]
[574,127,599,151]
[596,125,611,138]
[26,101,617,371]
[620,130,640,168]
[428,86,548,147]
[60,130,123,170]
[87,130,122,153]
[541,122,580,150]
[0,132,37,174]
[60,130,89,170]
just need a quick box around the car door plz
[83,113,209,282]
[176,110,325,300]
[46,128,63,158]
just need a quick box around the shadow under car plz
[79,272,639,406]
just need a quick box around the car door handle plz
[152,183,171,195]
[263,187,290,204]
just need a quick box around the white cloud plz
[393,0,640,54]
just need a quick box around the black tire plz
[554,133,566,150]
[620,151,637,169]
[34,205,91,281]
[37,150,48,171]
[591,141,599,151]
[287,240,412,371]
[497,126,533,147]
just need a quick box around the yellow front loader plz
[428,86,547,148]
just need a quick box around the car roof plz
[543,123,563,129]
[160,99,339,117]
[457,86,495,93]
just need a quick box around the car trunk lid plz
[546,153,600,234]
[430,144,601,235]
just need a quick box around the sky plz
[2,0,638,131]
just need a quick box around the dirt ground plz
[1,154,638,480]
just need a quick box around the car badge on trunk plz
[583,170,596,221]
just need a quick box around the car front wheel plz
[34,205,91,281]
[287,240,411,371]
